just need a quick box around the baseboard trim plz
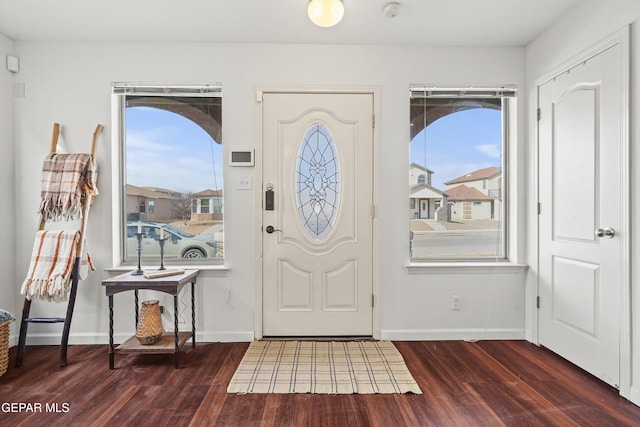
[630,387,640,407]
[11,329,529,346]
[8,331,255,347]
[381,328,526,341]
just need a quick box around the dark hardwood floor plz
[1,340,639,426]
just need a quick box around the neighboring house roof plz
[446,184,491,201]
[193,189,223,198]
[126,184,180,199]
[410,184,446,199]
[410,163,435,174]
[444,166,501,185]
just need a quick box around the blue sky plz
[410,108,502,189]
[125,107,223,194]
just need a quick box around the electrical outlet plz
[451,295,462,310]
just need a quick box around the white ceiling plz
[0,0,585,46]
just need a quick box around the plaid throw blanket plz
[39,153,98,221]
[21,230,94,302]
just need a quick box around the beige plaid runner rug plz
[227,340,422,394]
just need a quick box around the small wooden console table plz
[102,269,198,369]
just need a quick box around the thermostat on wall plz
[229,149,254,166]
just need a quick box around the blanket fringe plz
[21,276,70,302]
[39,195,85,222]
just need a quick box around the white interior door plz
[538,43,623,388]
[262,92,374,336]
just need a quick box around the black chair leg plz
[15,298,32,368]
[59,261,81,367]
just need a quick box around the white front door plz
[538,42,624,388]
[420,200,429,219]
[262,92,374,336]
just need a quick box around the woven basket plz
[0,319,13,377]
[136,300,164,345]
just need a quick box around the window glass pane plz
[296,124,340,241]
[123,95,223,264]
[409,96,506,260]
[200,199,210,214]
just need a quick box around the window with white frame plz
[200,199,210,214]
[409,85,515,261]
[113,83,223,265]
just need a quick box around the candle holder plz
[156,237,168,270]
[131,232,145,276]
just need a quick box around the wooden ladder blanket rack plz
[15,123,103,368]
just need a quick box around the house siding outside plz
[444,167,502,220]
[126,184,181,222]
[409,163,447,219]
[192,189,223,223]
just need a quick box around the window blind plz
[410,85,516,98]
[112,82,222,97]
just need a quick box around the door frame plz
[253,85,381,340]
[533,27,630,397]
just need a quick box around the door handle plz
[265,225,281,234]
[595,227,615,238]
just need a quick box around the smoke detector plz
[384,2,400,18]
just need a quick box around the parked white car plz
[127,221,217,259]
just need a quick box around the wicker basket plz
[0,318,13,377]
[136,300,164,345]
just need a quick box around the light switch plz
[237,175,252,190]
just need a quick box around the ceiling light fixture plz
[308,0,345,28]
[383,2,400,19]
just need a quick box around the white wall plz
[525,0,640,404]
[7,41,527,347]
[0,34,16,331]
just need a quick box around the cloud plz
[126,135,223,193]
[127,132,179,153]
[474,144,501,159]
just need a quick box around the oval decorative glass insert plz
[296,124,340,240]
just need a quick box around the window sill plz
[405,262,527,275]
